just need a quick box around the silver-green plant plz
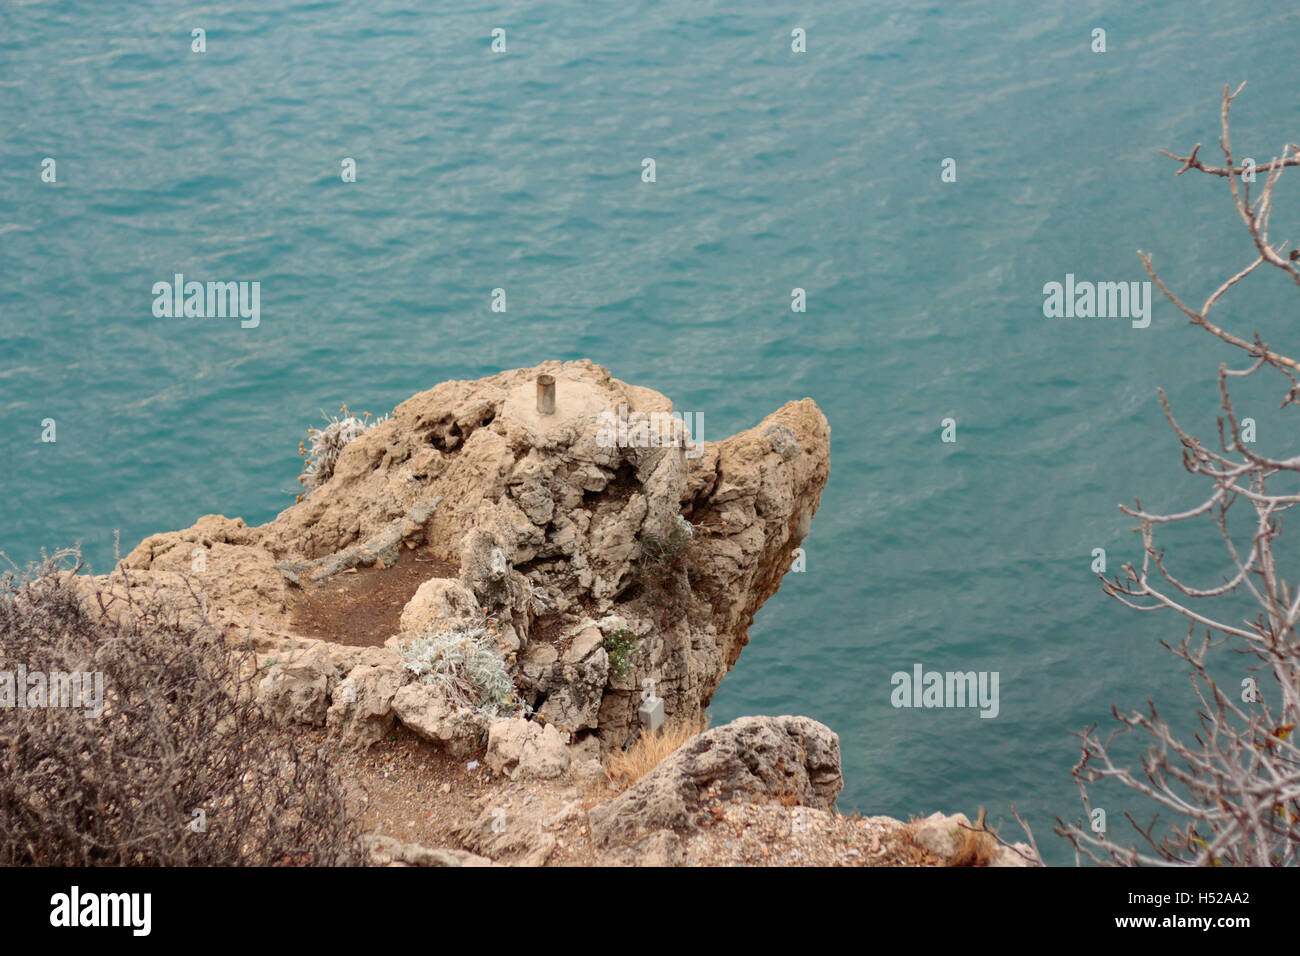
[298,404,388,492]
[397,625,518,718]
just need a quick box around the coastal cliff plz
[85,360,1033,866]
[114,359,829,751]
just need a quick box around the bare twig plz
[1061,88,1300,866]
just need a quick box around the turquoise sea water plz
[3,2,1299,863]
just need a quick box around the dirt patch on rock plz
[288,547,459,647]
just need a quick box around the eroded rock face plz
[108,361,830,752]
[484,718,571,780]
[399,578,480,635]
[587,715,844,848]
[453,798,559,867]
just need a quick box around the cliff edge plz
[86,360,1034,866]
[112,359,829,754]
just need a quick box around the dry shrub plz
[577,775,616,812]
[947,826,999,867]
[900,809,1001,867]
[0,549,366,866]
[607,714,708,790]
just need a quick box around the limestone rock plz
[399,578,481,635]
[390,684,489,758]
[255,644,338,726]
[537,638,609,733]
[453,799,557,867]
[911,811,972,859]
[598,828,684,867]
[363,834,494,867]
[484,718,571,780]
[96,361,830,757]
[910,811,1040,867]
[991,843,1040,867]
[326,657,410,747]
[588,715,842,847]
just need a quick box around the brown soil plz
[287,547,459,647]
[333,726,496,848]
[324,726,615,866]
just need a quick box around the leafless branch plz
[1060,87,1300,866]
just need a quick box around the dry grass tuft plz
[947,825,1000,867]
[606,715,708,790]
[897,810,1002,867]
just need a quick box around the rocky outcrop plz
[252,642,413,748]
[109,360,830,754]
[355,715,1039,867]
[587,715,843,848]
[57,363,1047,868]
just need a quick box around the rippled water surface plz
[3,1,1299,862]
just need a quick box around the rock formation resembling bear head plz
[117,360,831,753]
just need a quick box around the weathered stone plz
[399,577,481,635]
[911,811,971,860]
[599,828,684,867]
[588,715,842,847]
[326,658,409,746]
[484,717,571,779]
[390,684,488,758]
[908,811,1040,867]
[100,361,830,757]
[562,625,604,663]
[453,799,557,867]
[363,834,494,867]
[255,644,338,726]
[538,647,609,732]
